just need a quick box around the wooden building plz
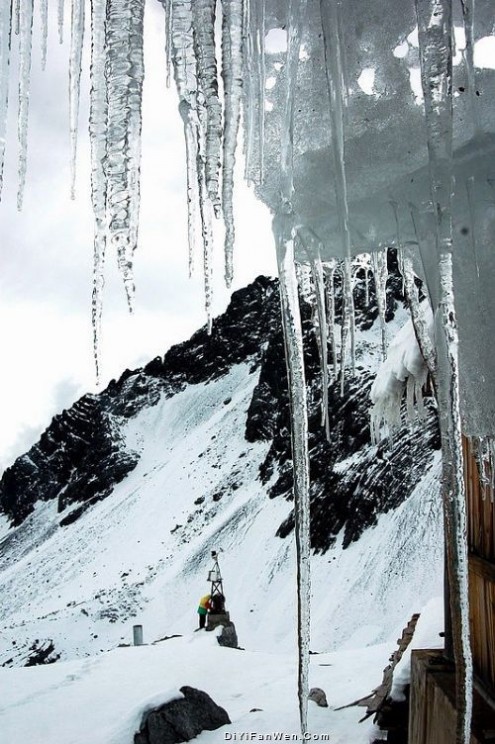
[408,438,495,742]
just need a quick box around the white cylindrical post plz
[133,624,143,646]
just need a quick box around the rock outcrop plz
[134,686,230,744]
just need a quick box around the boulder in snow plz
[308,688,328,707]
[134,686,230,744]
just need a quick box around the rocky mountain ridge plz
[0,258,439,553]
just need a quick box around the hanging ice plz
[58,0,64,44]
[0,0,12,199]
[89,0,108,381]
[69,0,85,199]
[370,309,432,443]
[323,260,338,382]
[371,248,389,360]
[295,226,330,439]
[17,0,34,212]
[166,0,214,327]
[163,0,172,87]
[339,257,355,392]
[104,0,145,310]
[277,1,311,734]
[460,0,479,133]
[243,0,263,185]
[416,1,473,741]
[193,0,222,215]
[221,0,243,286]
[40,0,48,70]
[273,210,311,738]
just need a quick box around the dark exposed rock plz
[308,687,328,707]
[217,622,238,649]
[134,686,230,744]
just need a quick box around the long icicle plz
[416,2,472,742]
[273,211,311,738]
[166,0,200,277]
[296,226,330,439]
[17,0,34,211]
[14,0,20,36]
[0,0,12,199]
[58,0,64,44]
[40,0,48,69]
[221,0,243,287]
[320,0,356,380]
[243,0,261,184]
[257,0,265,180]
[323,259,338,383]
[460,0,480,134]
[193,0,222,216]
[371,248,389,360]
[89,0,108,381]
[104,0,146,311]
[69,0,85,200]
[279,0,310,734]
[393,200,437,375]
[163,0,172,88]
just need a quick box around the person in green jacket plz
[197,594,211,629]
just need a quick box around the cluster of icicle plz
[0,1,475,741]
[0,0,246,377]
[160,0,245,336]
[0,0,146,380]
[369,251,431,445]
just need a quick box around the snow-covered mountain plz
[0,261,443,669]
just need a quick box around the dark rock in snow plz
[308,687,328,707]
[134,686,230,744]
[217,622,239,649]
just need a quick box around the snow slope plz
[0,360,442,667]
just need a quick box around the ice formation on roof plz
[1,0,495,740]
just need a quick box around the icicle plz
[167,0,214,322]
[416,2,472,742]
[89,0,108,381]
[58,0,64,44]
[371,248,389,360]
[14,0,20,36]
[319,0,353,258]
[183,113,199,277]
[320,0,356,383]
[295,226,330,439]
[197,112,214,333]
[104,0,146,310]
[257,0,265,180]
[40,0,48,69]
[163,0,172,88]
[193,0,222,216]
[243,0,262,185]
[323,260,338,382]
[277,6,311,730]
[460,0,480,134]
[280,0,308,205]
[0,0,12,199]
[221,0,243,287]
[399,246,437,375]
[352,252,372,306]
[273,210,311,738]
[295,261,313,302]
[17,0,34,212]
[339,256,355,393]
[69,0,85,200]
[165,0,200,276]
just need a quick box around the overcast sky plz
[0,4,276,471]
